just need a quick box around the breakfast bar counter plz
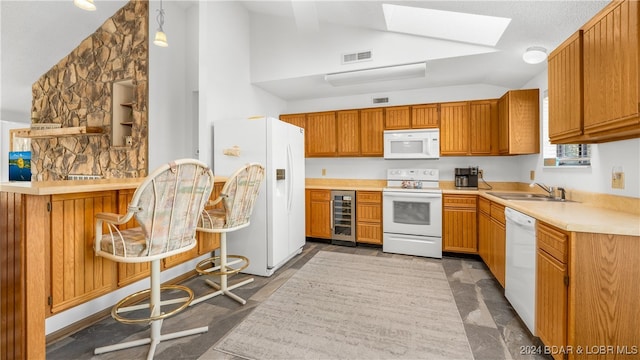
[0,178,226,360]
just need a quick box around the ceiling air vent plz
[342,50,373,64]
[372,97,389,104]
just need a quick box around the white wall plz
[198,1,286,169]
[148,0,193,170]
[519,69,640,198]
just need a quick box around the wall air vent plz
[342,50,373,64]
[372,97,389,104]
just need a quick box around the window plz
[542,92,591,167]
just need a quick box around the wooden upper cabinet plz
[360,108,384,156]
[469,100,498,155]
[411,104,440,128]
[440,101,470,155]
[582,0,640,140]
[306,111,337,157]
[279,113,306,129]
[498,89,540,155]
[384,106,411,129]
[336,110,360,156]
[548,31,584,144]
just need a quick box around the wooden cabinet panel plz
[490,217,506,287]
[478,203,491,265]
[583,0,640,138]
[498,89,540,155]
[536,249,568,360]
[279,113,306,129]
[280,114,307,156]
[443,195,477,253]
[50,192,118,313]
[356,191,382,245]
[536,222,569,360]
[548,31,584,143]
[308,189,332,239]
[440,101,470,155]
[384,106,411,129]
[306,111,337,157]
[360,108,384,156]
[305,189,311,237]
[469,100,498,155]
[411,104,439,128]
[336,110,361,156]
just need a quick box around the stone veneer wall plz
[30,0,148,181]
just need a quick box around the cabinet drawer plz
[357,191,381,203]
[309,190,330,201]
[443,194,477,209]
[537,222,568,263]
[490,203,506,224]
[479,197,491,214]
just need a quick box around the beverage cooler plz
[330,190,356,246]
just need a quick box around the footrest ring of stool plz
[111,284,194,324]
[195,255,250,276]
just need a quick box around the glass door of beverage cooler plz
[330,190,356,245]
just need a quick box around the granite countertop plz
[0,176,228,196]
[305,179,639,237]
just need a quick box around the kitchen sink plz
[487,192,576,202]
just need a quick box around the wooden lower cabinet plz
[535,221,640,360]
[536,222,568,360]
[308,189,332,239]
[50,191,118,314]
[477,197,491,264]
[478,198,505,287]
[442,194,477,253]
[356,191,382,245]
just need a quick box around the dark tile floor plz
[46,241,550,360]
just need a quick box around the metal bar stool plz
[191,163,265,306]
[93,159,214,359]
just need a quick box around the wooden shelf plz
[20,126,103,138]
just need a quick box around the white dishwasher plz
[505,207,537,335]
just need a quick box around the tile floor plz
[46,241,551,360]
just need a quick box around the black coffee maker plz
[455,167,479,189]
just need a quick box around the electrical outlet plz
[530,170,535,181]
[322,168,327,176]
[612,171,625,189]
[478,169,484,179]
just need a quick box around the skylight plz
[382,4,511,46]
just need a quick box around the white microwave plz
[383,129,440,159]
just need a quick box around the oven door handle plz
[383,192,442,199]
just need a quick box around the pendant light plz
[154,0,169,47]
[74,0,96,11]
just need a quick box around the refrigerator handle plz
[287,144,293,213]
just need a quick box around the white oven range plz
[382,168,442,258]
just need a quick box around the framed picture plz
[9,151,31,181]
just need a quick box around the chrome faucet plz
[530,182,555,198]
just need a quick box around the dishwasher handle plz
[505,207,536,228]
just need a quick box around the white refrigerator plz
[213,117,305,276]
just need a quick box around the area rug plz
[211,251,473,359]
